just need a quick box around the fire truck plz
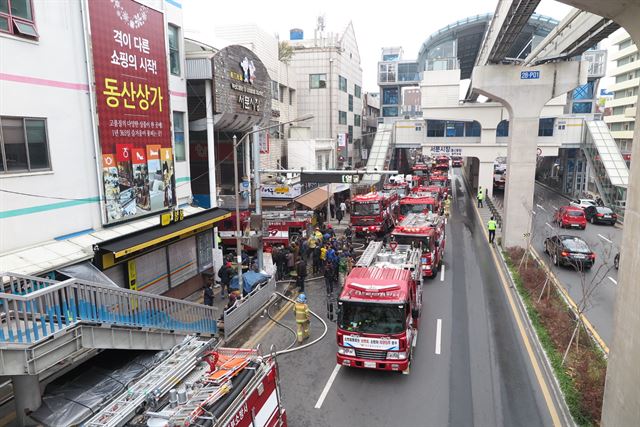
[411,184,445,201]
[434,155,450,171]
[383,175,410,197]
[350,191,399,235]
[85,338,287,427]
[429,171,450,196]
[219,210,313,251]
[262,210,313,250]
[391,213,445,279]
[337,241,422,374]
[399,193,441,221]
[494,163,507,191]
[451,156,463,167]
[411,163,430,185]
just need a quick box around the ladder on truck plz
[356,241,384,267]
[84,336,212,427]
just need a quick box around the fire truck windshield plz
[339,302,405,334]
[400,203,433,216]
[352,203,381,216]
[392,234,432,251]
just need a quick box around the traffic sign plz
[300,173,364,184]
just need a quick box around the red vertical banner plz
[88,0,174,223]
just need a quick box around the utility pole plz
[252,129,264,270]
[232,135,244,290]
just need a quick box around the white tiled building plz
[604,30,638,158]
[289,22,364,168]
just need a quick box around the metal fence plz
[223,276,276,339]
[0,272,217,345]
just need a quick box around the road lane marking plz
[470,192,562,427]
[440,264,445,281]
[532,210,537,215]
[551,205,558,210]
[608,276,617,285]
[243,293,297,348]
[315,364,341,409]
[435,318,442,355]
[536,204,546,212]
[598,234,613,244]
[545,222,554,230]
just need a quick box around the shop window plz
[339,111,347,125]
[496,120,509,137]
[0,0,38,39]
[310,74,327,89]
[354,84,361,98]
[538,118,555,137]
[349,95,353,112]
[1,116,50,172]
[173,112,185,161]
[168,24,181,75]
[339,76,347,92]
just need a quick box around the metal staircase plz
[0,272,217,376]
[582,120,629,219]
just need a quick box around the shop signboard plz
[260,183,302,199]
[429,145,462,156]
[88,0,175,224]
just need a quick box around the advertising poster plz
[88,0,174,223]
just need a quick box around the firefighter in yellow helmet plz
[293,293,310,343]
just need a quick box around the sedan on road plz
[570,198,597,210]
[584,205,618,225]
[544,235,596,270]
[554,206,587,229]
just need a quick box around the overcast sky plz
[182,0,575,92]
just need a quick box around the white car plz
[570,198,597,209]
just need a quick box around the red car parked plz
[554,206,587,230]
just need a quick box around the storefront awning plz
[95,208,230,269]
[294,187,329,210]
[257,199,293,209]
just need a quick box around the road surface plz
[230,173,564,427]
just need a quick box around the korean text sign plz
[88,0,175,223]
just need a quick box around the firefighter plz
[444,195,451,219]
[477,186,484,208]
[294,293,310,343]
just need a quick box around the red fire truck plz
[434,155,450,171]
[350,191,399,235]
[411,184,445,201]
[262,210,313,250]
[219,210,313,251]
[411,163,430,185]
[337,241,422,374]
[391,213,445,279]
[399,192,441,221]
[383,175,410,197]
[451,156,463,167]
[429,171,450,196]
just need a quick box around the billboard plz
[88,0,175,224]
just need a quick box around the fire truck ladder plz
[356,241,384,267]
[84,336,212,427]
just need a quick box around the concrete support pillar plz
[12,375,41,426]
[480,127,497,145]
[478,160,495,199]
[552,2,640,425]
[472,62,586,248]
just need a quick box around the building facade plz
[604,30,638,161]
[288,22,364,168]
[1,0,228,300]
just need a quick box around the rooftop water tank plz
[290,28,303,40]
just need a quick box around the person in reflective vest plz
[487,216,497,244]
[477,186,484,208]
[294,293,310,343]
[444,195,451,219]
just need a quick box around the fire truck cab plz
[262,210,313,250]
[337,241,422,374]
[383,175,410,197]
[391,213,445,279]
[350,191,399,235]
[399,193,441,221]
[429,171,450,196]
[434,155,450,171]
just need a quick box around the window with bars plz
[0,116,51,172]
[0,0,38,39]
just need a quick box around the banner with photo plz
[88,0,175,224]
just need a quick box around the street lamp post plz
[231,114,314,283]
